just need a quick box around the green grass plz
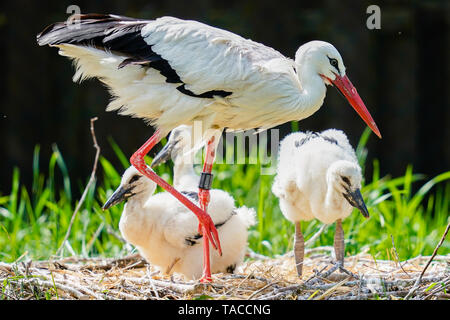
[0,127,449,263]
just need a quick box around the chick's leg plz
[333,219,358,278]
[334,219,345,265]
[312,219,358,280]
[294,222,305,277]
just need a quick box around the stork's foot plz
[313,261,359,280]
[199,222,213,284]
[334,261,359,279]
[198,189,222,256]
[199,275,213,283]
[196,215,221,254]
[313,261,340,279]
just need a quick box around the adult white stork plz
[36,13,381,282]
[272,129,369,277]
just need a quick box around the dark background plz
[0,0,448,194]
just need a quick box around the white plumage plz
[104,166,255,280]
[272,129,369,276]
[103,125,256,279]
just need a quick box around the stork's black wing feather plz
[37,14,158,68]
[37,13,232,98]
[37,14,144,47]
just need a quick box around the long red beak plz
[331,74,382,139]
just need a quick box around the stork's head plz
[150,125,194,168]
[295,41,381,139]
[102,166,155,210]
[296,41,345,84]
[326,160,369,218]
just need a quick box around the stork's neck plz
[294,63,327,117]
[324,164,350,214]
[324,182,342,214]
[173,152,199,191]
[119,183,156,247]
[125,188,152,212]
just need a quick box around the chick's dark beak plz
[343,188,370,218]
[150,141,175,168]
[102,186,133,211]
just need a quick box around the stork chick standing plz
[37,14,381,282]
[272,129,369,277]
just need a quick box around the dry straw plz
[1,249,448,300]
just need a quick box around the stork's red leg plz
[130,131,221,265]
[197,136,222,283]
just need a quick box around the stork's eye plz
[129,175,141,183]
[341,176,351,186]
[329,58,338,68]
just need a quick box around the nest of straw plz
[1,248,448,300]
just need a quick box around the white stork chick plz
[272,129,369,277]
[103,166,256,280]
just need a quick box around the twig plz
[53,277,104,300]
[85,222,105,254]
[405,222,450,299]
[146,266,160,299]
[305,224,329,248]
[248,281,280,300]
[125,277,200,294]
[0,290,17,300]
[56,117,101,257]
[165,257,181,274]
[123,259,148,270]
[390,235,409,275]
[246,249,270,260]
[0,263,13,273]
[304,265,328,284]
[221,273,276,284]
[80,257,147,271]
[107,289,145,300]
[315,277,350,300]
[258,284,302,300]
[61,253,141,266]
[105,224,127,244]
[329,290,411,300]
[423,279,450,300]
[281,246,335,258]
[20,278,86,299]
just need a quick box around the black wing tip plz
[36,14,234,100]
[36,13,142,46]
[36,23,60,46]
